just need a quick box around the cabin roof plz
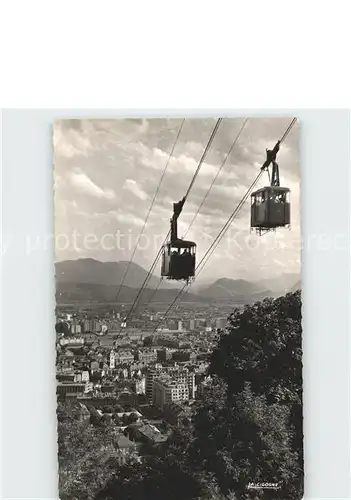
[251,186,290,195]
[168,239,196,248]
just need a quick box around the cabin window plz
[170,247,180,255]
[170,246,195,255]
[271,191,287,203]
[252,192,264,205]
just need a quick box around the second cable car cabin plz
[250,186,290,234]
[250,145,291,235]
[161,197,196,282]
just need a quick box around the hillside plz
[55,259,174,290]
[199,277,271,302]
[256,273,300,295]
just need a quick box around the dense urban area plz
[57,303,233,429]
[56,305,223,411]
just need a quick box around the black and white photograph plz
[54,117,302,500]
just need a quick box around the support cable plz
[183,118,248,239]
[115,119,185,303]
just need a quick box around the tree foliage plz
[191,291,303,499]
[210,292,302,406]
[96,425,214,500]
[122,412,139,425]
[57,402,138,500]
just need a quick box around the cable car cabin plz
[250,186,290,234]
[161,239,196,282]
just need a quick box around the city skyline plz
[54,117,300,283]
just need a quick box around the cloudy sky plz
[54,117,300,283]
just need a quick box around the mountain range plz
[55,259,300,305]
[55,258,173,289]
[198,278,270,301]
[256,273,301,294]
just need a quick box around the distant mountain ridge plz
[199,278,271,302]
[256,273,300,295]
[290,280,301,292]
[55,259,291,305]
[55,258,174,290]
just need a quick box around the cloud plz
[142,146,221,180]
[68,168,115,200]
[54,121,93,158]
[109,210,146,228]
[123,179,148,200]
[210,183,250,200]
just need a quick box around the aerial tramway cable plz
[119,118,223,330]
[183,118,223,202]
[145,276,163,306]
[151,117,297,333]
[117,234,166,333]
[115,119,185,304]
[183,117,248,239]
[195,171,264,279]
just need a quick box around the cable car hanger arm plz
[259,117,297,174]
[260,140,281,186]
[260,140,280,171]
[170,196,186,241]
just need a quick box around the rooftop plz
[138,424,168,443]
[115,434,135,449]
